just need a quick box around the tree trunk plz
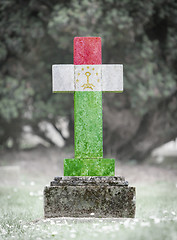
[64,113,74,147]
[103,90,177,161]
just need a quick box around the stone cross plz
[52,37,123,176]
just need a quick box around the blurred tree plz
[0,0,176,161]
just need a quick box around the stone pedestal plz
[44,176,136,218]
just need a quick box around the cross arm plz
[52,64,123,92]
[52,64,74,93]
[102,65,123,92]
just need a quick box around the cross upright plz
[52,37,123,176]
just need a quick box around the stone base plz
[44,176,136,218]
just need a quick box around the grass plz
[0,147,177,239]
[0,180,177,240]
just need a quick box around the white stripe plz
[52,64,123,92]
[52,65,74,92]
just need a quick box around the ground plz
[0,147,177,240]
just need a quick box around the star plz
[96,73,98,76]
[92,68,95,70]
[87,66,89,69]
[76,79,79,82]
[78,73,80,76]
[97,79,100,82]
[82,68,84,71]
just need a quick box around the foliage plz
[0,0,176,158]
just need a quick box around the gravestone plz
[44,37,136,218]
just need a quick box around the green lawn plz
[0,180,177,240]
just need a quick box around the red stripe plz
[74,37,102,65]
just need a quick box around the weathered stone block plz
[44,177,136,218]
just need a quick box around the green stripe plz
[64,158,115,176]
[74,91,103,158]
